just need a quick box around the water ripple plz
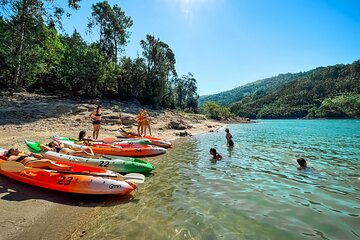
[80,120,360,240]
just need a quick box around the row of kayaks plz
[0,135,172,195]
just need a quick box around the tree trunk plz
[14,0,28,88]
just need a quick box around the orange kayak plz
[118,129,172,148]
[61,140,167,157]
[88,145,166,157]
[0,151,136,195]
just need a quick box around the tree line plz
[0,0,199,111]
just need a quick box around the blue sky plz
[61,0,360,96]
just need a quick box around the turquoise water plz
[83,120,360,240]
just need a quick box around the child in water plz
[209,148,223,160]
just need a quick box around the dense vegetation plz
[199,101,232,120]
[200,61,360,119]
[0,0,199,110]
[229,61,360,119]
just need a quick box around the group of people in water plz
[209,128,233,161]
[209,127,310,170]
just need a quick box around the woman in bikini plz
[41,141,94,157]
[136,109,145,136]
[5,148,72,170]
[89,105,102,139]
[142,110,152,136]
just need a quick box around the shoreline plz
[0,92,250,240]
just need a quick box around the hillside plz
[198,72,310,106]
[229,60,360,119]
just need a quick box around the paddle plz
[0,161,145,183]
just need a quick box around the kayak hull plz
[0,153,136,195]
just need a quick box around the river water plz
[82,120,360,240]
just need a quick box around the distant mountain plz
[199,60,360,119]
[198,72,310,106]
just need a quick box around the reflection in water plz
[79,120,360,240]
[227,145,234,157]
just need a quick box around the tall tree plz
[87,1,133,62]
[140,34,177,106]
[174,73,198,111]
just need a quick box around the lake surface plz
[83,120,360,240]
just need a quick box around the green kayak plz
[24,140,155,173]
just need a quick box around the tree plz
[140,34,177,106]
[174,73,198,111]
[0,0,81,88]
[87,1,133,62]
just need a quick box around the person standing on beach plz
[89,105,102,140]
[142,110,152,136]
[225,128,234,146]
[137,109,144,136]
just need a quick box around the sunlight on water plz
[82,120,360,240]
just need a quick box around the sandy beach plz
[0,92,250,240]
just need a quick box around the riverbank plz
[0,92,251,240]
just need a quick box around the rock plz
[168,121,187,130]
[103,119,123,125]
[176,131,192,137]
[121,115,136,125]
[105,114,121,120]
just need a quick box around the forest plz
[0,0,199,111]
[229,61,360,119]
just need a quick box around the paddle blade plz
[1,161,26,172]
[123,173,145,183]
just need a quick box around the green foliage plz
[308,94,360,118]
[87,1,133,62]
[140,34,177,106]
[200,101,232,120]
[0,1,199,112]
[227,61,360,119]
[173,73,199,112]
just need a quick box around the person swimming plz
[297,158,311,170]
[209,148,223,160]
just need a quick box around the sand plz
[0,92,249,240]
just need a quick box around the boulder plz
[121,115,136,125]
[167,120,187,130]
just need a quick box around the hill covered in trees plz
[0,0,199,111]
[198,72,310,106]
[200,61,360,119]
